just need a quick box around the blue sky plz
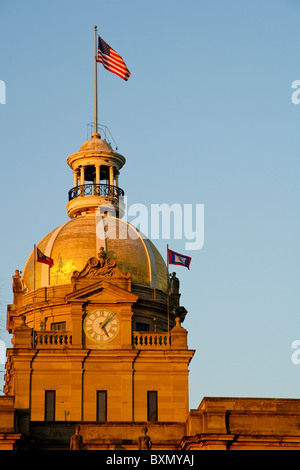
[1,0,300,409]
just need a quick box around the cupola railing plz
[68,183,125,202]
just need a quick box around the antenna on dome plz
[86,123,118,151]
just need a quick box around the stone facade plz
[1,132,299,451]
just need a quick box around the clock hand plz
[100,313,116,330]
[102,326,109,337]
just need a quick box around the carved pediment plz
[65,279,138,304]
[71,248,131,291]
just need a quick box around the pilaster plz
[70,303,84,347]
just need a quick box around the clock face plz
[84,309,120,344]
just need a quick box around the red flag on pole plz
[36,247,54,268]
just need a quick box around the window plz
[97,391,107,422]
[147,391,158,422]
[136,322,150,332]
[45,390,56,421]
[51,322,66,331]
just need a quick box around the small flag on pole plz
[168,249,192,270]
[36,247,54,268]
[97,35,131,81]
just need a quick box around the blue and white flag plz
[168,249,191,270]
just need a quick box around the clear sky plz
[0,0,300,409]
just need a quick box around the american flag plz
[97,36,131,81]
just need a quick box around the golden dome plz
[22,214,168,293]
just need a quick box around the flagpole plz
[93,25,99,138]
[167,244,170,336]
[33,244,36,334]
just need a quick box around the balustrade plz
[33,330,172,349]
[34,331,72,348]
[132,331,171,349]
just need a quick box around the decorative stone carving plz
[12,270,24,307]
[70,248,132,293]
[169,272,181,308]
[70,425,84,450]
[169,272,179,295]
[138,426,152,450]
[71,247,130,281]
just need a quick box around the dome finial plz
[91,131,100,139]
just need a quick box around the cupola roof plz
[78,136,113,152]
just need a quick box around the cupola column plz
[80,166,85,186]
[109,166,114,186]
[95,164,101,185]
[73,169,79,187]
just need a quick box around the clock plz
[84,309,120,344]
